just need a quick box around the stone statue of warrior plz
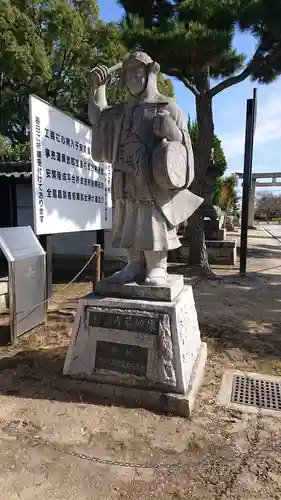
[88,51,203,286]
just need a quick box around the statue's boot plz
[144,251,168,286]
[101,249,145,284]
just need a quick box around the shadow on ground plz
[0,267,280,410]
[0,347,175,416]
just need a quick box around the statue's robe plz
[89,94,203,251]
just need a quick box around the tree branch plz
[161,65,200,96]
[210,57,256,98]
[182,77,200,96]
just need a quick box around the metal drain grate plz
[231,375,281,411]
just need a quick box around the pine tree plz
[188,118,227,204]
[0,0,126,145]
[0,0,174,163]
[117,0,281,273]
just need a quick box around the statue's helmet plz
[121,51,160,80]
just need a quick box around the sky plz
[98,0,281,193]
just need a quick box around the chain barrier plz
[7,224,280,327]
[38,437,188,470]
[6,246,128,327]
[6,251,97,327]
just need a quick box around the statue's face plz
[124,61,147,96]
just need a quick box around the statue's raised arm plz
[88,63,125,164]
[88,65,109,124]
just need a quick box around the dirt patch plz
[1,231,281,499]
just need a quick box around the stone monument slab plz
[95,274,184,302]
[63,286,207,415]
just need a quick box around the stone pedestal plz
[63,279,207,417]
[95,274,184,302]
[179,237,237,265]
[206,240,237,265]
[202,217,238,263]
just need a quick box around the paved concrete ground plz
[259,223,281,242]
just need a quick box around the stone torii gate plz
[236,172,281,227]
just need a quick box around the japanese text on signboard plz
[29,95,112,235]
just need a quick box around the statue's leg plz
[144,251,168,286]
[101,249,145,284]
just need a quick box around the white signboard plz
[29,95,112,235]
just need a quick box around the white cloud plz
[220,92,281,161]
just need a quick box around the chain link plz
[9,246,128,327]
[8,250,97,327]
[15,371,265,475]
[12,373,195,471]
[40,438,186,470]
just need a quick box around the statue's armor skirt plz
[112,199,181,251]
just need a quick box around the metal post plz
[92,244,101,293]
[96,229,105,280]
[240,88,257,276]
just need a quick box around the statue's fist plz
[153,111,182,142]
[90,65,110,90]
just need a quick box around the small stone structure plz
[204,218,226,241]
[179,217,237,265]
[204,218,237,265]
[206,239,237,265]
[198,165,237,265]
[64,278,207,417]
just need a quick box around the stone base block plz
[204,228,226,241]
[179,239,237,265]
[61,342,207,418]
[95,274,184,302]
[206,240,237,265]
[63,287,207,415]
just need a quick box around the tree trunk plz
[187,74,215,273]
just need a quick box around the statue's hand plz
[153,111,182,142]
[90,65,110,91]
